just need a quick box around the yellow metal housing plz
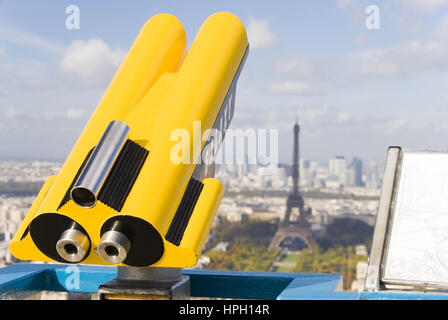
[9,12,248,268]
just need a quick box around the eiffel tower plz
[269,120,316,251]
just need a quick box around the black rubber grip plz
[166,178,204,246]
[97,140,148,212]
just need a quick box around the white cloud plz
[0,60,59,93]
[267,81,323,95]
[236,103,353,128]
[436,16,448,39]
[336,0,366,25]
[246,17,276,49]
[335,1,374,46]
[233,99,448,162]
[65,108,85,120]
[294,105,355,128]
[355,31,369,45]
[347,40,448,78]
[338,112,352,123]
[336,0,357,10]
[297,105,333,124]
[436,123,448,131]
[59,38,126,85]
[3,106,23,119]
[0,26,64,55]
[372,117,409,135]
[396,0,448,11]
[2,106,86,121]
[274,56,317,79]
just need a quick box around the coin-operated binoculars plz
[9,12,248,298]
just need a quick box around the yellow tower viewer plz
[9,12,248,268]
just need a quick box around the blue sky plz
[1,0,448,165]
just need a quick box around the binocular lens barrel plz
[56,228,90,263]
[96,230,131,264]
[71,120,130,208]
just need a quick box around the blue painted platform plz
[0,263,359,300]
[3,263,448,300]
[360,290,448,300]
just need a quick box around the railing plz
[3,263,447,299]
[0,263,359,300]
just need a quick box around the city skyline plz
[0,155,382,176]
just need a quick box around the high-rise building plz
[345,169,355,187]
[300,159,311,187]
[272,167,286,188]
[237,163,245,178]
[366,160,380,189]
[350,157,365,187]
[329,156,347,185]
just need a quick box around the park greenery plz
[317,217,373,250]
[204,217,372,290]
[293,245,367,290]
[204,219,279,271]
[206,244,279,271]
